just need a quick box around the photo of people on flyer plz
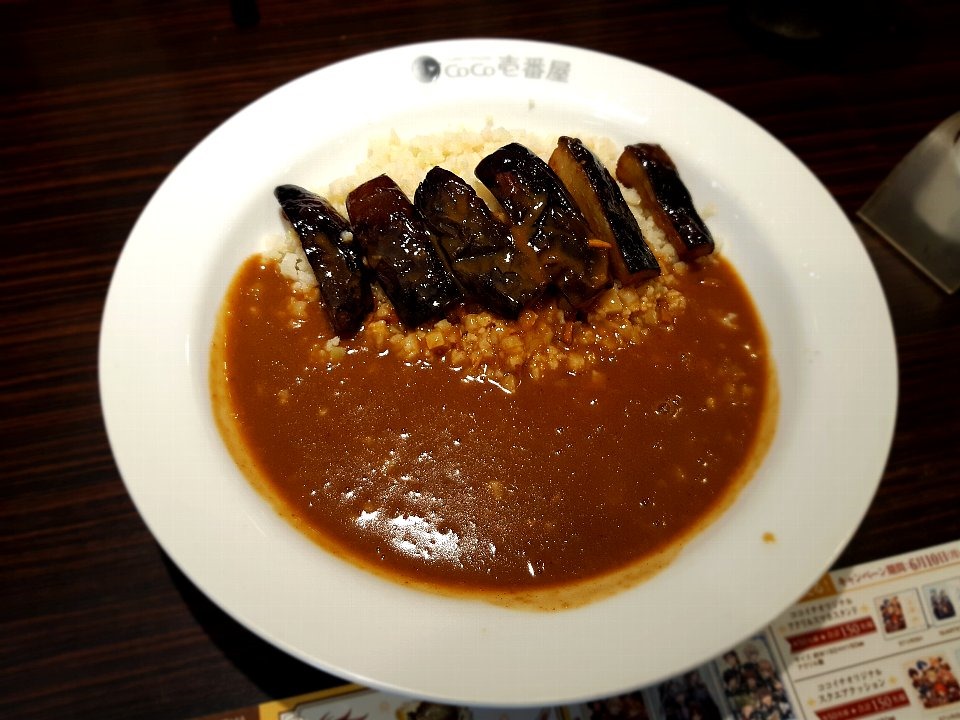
[655,670,723,720]
[581,691,650,720]
[878,595,908,633]
[924,581,959,623]
[906,656,960,709]
[715,639,795,720]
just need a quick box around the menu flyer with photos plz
[196,541,960,720]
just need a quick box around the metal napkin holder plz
[858,112,960,293]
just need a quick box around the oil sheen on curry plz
[211,133,777,609]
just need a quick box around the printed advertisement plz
[195,541,960,720]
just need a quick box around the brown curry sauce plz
[212,256,776,609]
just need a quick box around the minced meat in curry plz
[211,253,775,609]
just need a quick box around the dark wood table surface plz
[3,1,959,718]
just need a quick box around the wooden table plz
[2,1,958,718]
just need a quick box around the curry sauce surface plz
[213,256,774,604]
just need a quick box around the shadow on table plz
[161,552,345,702]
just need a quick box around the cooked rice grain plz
[268,126,716,391]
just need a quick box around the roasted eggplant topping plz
[475,143,580,227]
[345,174,461,328]
[534,205,612,311]
[415,167,507,261]
[274,184,372,337]
[415,167,547,319]
[616,143,715,261]
[475,143,610,310]
[549,137,661,282]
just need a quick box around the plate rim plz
[99,38,898,706]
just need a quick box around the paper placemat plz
[196,540,960,720]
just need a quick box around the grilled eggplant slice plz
[616,143,714,261]
[415,167,507,261]
[274,184,372,336]
[549,137,660,282]
[475,143,610,310]
[345,174,461,328]
[475,143,580,230]
[415,167,547,318]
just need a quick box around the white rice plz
[261,126,714,391]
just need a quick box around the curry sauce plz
[212,255,775,609]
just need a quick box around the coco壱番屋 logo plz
[411,55,573,83]
[411,56,441,82]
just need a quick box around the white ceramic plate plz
[99,39,897,706]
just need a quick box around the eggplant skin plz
[346,174,461,328]
[414,167,507,261]
[533,205,611,310]
[415,167,547,319]
[616,144,714,261]
[475,143,611,310]
[274,184,372,337]
[475,142,581,228]
[448,252,546,319]
[549,137,660,282]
